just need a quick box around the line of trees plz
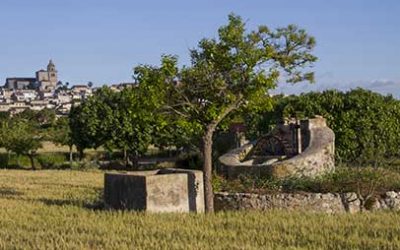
[244,88,400,165]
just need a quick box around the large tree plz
[108,85,163,168]
[160,14,317,212]
[68,82,166,168]
[69,87,117,159]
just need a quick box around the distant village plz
[0,60,134,116]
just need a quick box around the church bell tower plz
[47,59,58,85]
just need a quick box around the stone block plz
[104,168,204,213]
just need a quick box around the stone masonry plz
[219,116,335,179]
[214,191,400,213]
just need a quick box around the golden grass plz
[0,170,399,249]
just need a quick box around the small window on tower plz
[51,73,56,77]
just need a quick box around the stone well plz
[104,168,204,213]
[219,116,335,179]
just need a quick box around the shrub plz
[175,152,203,170]
[76,161,100,170]
[215,166,400,196]
[1,154,35,169]
[37,153,67,169]
[0,153,9,168]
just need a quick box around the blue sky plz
[0,0,399,96]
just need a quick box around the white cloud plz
[273,79,400,98]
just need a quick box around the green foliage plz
[169,14,317,130]
[0,118,43,169]
[0,154,35,169]
[175,152,203,170]
[69,87,114,155]
[36,153,67,169]
[108,85,159,163]
[49,117,73,148]
[14,108,56,128]
[68,81,169,167]
[245,89,400,163]
[140,14,316,210]
[0,153,68,170]
[214,166,400,196]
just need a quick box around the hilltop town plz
[0,60,133,116]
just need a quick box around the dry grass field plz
[0,169,399,249]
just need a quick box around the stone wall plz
[214,191,400,213]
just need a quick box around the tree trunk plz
[359,198,365,213]
[28,154,36,170]
[132,151,139,170]
[7,150,10,168]
[69,145,73,165]
[128,151,139,170]
[17,155,20,168]
[124,149,129,168]
[202,125,216,213]
[78,148,84,161]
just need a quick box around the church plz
[4,60,58,91]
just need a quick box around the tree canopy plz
[139,14,317,212]
[245,88,400,164]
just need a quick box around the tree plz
[69,88,113,159]
[156,14,316,212]
[1,118,42,170]
[106,67,169,168]
[13,109,56,127]
[68,84,165,168]
[36,108,56,127]
[50,116,74,163]
[88,81,94,88]
[108,87,157,168]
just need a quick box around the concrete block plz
[104,168,204,213]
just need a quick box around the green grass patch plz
[214,166,400,195]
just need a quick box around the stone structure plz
[36,60,58,91]
[214,191,400,213]
[104,168,204,213]
[5,60,58,91]
[4,77,36,90]
[219,116,335,179]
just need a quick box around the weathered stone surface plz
[219,116,335,179]
[381,191,400,210]
[214,191,400,213]
[104,168,204,213]
[157,168,205,213]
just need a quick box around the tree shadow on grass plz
[0,165,32,170]
[37,198,105,210]
[37,189,105,211]
[0,187,24,198]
